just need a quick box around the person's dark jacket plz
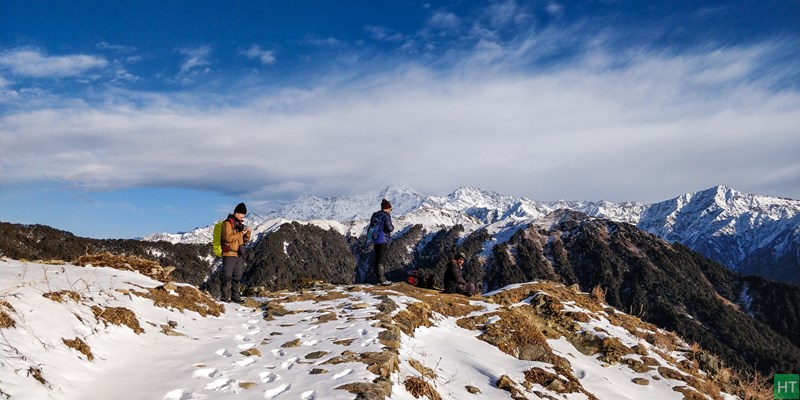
[371,210,394,244]
[443,259,468,293]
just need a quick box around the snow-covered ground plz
[0,258,740,399]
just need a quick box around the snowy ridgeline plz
[0,258,748,400]
[144,185,800,270]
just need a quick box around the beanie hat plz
[381,199,392,210]
[234,202,247,214]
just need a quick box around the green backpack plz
[212,220,225,257]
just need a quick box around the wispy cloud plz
[241,45,276,65]
[177,46,212,80]
[2,36,797,202]
[0,48,108,78]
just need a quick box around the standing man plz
[220,202,252,303]
[369,198,394,285]
[443,252,477,296]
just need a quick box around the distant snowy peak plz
[266,185,425,221]
[637,185,800,268]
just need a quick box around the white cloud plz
[1,33,798,203]
[0,48,108,78]
[177,46,212,78]
[428,11,461,31]
[241,45,276,65]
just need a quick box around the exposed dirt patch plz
[91,306,144,334]
[63,337,94,361]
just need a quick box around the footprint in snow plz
[358,328,368,336]
[271,349,285,357]
[192,367,219,379]
[248,328,262,335]
[235,357,257,367]
[263,383,290,398]
[259,371,279,383]
[281,357,298,370]
[205,378,234,391]
[162,389,193,400]
[360,338,377,347]
[234,334,251,342]
[215,348,232,357]
[238,343,256,350]
[301,390,317,400]
[332,369,352,380]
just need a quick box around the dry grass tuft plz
[404,376,443,400]
[734,370,772,400]
[27,366,46,385]
[132,283,224,317]
[63,337,94,361]
[75,252,174,282]
[361,284,482,317]
[91,306,144,334]
[409,358,437,380]
[43,290,82,303]
[393,302,433,336]
[0,300,15,329]
[478,307,554,363]
[589,285,607,303]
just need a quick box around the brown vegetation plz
[43,290,82,303]
[63,337,94,361]
[91,306,144,334]
[404,376,443,400]
[129,283,224,317]
[76,252,175,282]
[0,300,15,329]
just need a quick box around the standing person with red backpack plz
[368,199,394,285]
[220,202,251,303]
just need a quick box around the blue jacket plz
[370,210,394,244]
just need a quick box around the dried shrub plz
[478,307,555,363]
[0,301,14,329]
[63,337,94,361]
[409,359,437,380]
[393,302,433,336]
[75,252,174,282]
[28,366,46,385]
[362,284,482,317]
[91,306,144,334]
[43,290,82,303]
[131,283,223,317]
[590,285,607,303]
[404,376,443,400]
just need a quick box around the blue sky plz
[1,1,799,239]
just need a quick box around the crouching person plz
[443,252,477,296]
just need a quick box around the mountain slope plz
[0,258,756,399]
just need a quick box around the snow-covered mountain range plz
[144,185,800,284]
